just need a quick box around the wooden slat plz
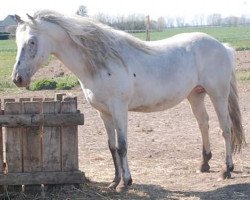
[0,101,2,174]
[33,98,43,102]
[22,102,42,172]
[3,99,15,104]
[44,98,54,101]
[0,113,84,127]
[42,101,61,171]
[0,171,85,185]
[5,102,22,173]
[61,97,78,171]
[19,98,31,103]
[55,93,66,101]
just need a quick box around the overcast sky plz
[0,0,249,21]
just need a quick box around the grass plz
[29,75,80,90]
[133,26,250,50]
[0,50,18,92]
[0,39,16,52]
[0,26,250,92]
[236,69,250,81]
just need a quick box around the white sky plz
[0,0,249,21]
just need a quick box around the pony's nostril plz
[13,75,23,85]
[17,75,22,84]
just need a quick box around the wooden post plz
[22,101,42,172]
[5,102,23,173]
[4,99,23,191]
[61,96,78,171]
[42,101,61,171]
[0,101,3,192]
[146,15,150,41]
[0,100,2,173]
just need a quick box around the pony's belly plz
[128,96,184,112]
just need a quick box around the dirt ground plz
[2,51,250,199]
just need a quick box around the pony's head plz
[12,14,51,87]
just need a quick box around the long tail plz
[228,72,245,152]
[225,45,246,152]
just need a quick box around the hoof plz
[127,178,133,186]
[116,185,127,193]
[108,182,118,189]
[220,165,233,180]
[229,164,234,172]
[199,163,210,172]
[220,170,231,180]
[115,178,132,193]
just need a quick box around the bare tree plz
[207,13,222,26]
[192,14,205,26]
[224,16,239,26]
[176,16,185,27]
[76,5,88,17]
[157,16,166,31]
[239,14,246,25]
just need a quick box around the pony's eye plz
[29,40,35,45]
[27,37,38,57]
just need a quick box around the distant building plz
[0,15,17,32]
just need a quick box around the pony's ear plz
[15,15,24,24]
[26,13,36,24]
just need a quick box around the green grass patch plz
[29,75,80,90]
[236,70,250,81]
[0,39,17,52]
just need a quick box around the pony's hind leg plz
[188,91,212,172]
[209,95,234,179]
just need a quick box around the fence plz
[0,93,85,190]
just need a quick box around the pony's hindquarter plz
[191,43,245,178]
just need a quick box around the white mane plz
[31,10,151,72]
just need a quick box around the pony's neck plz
[42,21,91,81]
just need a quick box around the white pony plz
[12,11,245,192]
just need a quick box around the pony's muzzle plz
[13,75,23,87]
[12,74,29,87]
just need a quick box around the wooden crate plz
[0,94,85,188]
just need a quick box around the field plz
[0,26,250,199]
[133,26,250,50]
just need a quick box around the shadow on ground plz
[1,181,249,200]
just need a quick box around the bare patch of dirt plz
[236,50,250,70]
[1,51,250,199]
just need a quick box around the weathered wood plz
[5,102,22,173]
[3,99,15,104]
[0,99,4,194]
[22,102,42,172]
[0,171,85,185]
[44,98,54,101]
[0,113,84,127]
[33,98,43,102]
[0,101,2,174]
[0,96,85,187]
[55,93,66,101]
[42,101,61,171]
[19,98,31,103]
[61,98,78,171]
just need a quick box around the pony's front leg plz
[100,108,132,192]
[110,102,132,192]
[100,112,121,188]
